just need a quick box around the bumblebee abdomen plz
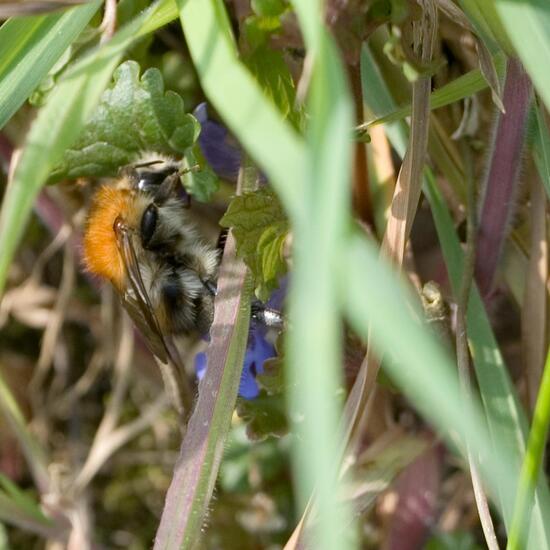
[152,267,215,336]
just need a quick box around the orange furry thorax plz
[83,185,134,289]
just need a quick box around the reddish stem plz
[474,57,532,296]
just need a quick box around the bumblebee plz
[83,155,220,369]
[84,154,284,388]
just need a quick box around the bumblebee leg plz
[251,300,285,330]
[216,228,229,252]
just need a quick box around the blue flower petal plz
[195,351,207,380]
[194,103,242,183]
[193,326,277,400]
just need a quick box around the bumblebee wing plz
[119,291,168,363]
[114,221,177,366]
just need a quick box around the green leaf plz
[28,43,75,107]
[243,14,282,49]
[236,393,288,441]
[251,0,286,17]
[0,1,101,130]
[258,348,285,395]
[49,59,200,182]
[244,44,303,129]
[220,188,289,301]
[182,144,219,202]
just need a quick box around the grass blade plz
[0,369,49,494]
[364,53,505,128]
[154,227,252,549]
[533,101,550,199]
[285,25,356,550]
[344,231,516,511]
[521,177,548,411]
[495,0,550,113]
[425,173,550,547]
[0,473,58,538]
[474,57,532,296]
[179,1,355,547]
[508,350,550,550]
[0,1,101,130]
[0,492,56,539]
[458,0,513,53]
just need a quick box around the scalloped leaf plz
[236,393,288,441]
[220,188,289,301]
[49,60,200,182]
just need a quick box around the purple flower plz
[194,278,287,399]
[194,103,242,183]
[194,327,276,400]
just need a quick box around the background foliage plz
[0,0,550,549]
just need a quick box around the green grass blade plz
[285,22,356,550]
[0,0,178,297]
[0,473,56,538]
[0,492,55,539]
[495,0,550,112]
[0,1,101,130]
[178,0,355,547]
[344,232,516,510]
[360,44,408,155]
[508,350,550,550]
[0,370,49,494]
[365,52,505,128]
[424,175,550,548]
[458,0,513,53]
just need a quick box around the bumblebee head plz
[83,171,184,288]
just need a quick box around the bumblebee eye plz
[140,204,158,248]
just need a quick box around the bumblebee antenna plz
[178,164,201,175]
